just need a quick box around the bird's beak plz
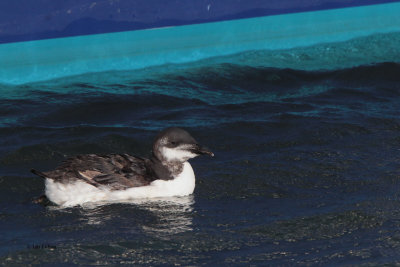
[192,144,214,157]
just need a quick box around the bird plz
[31,127,214,207]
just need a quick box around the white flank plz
[45,162,196,207]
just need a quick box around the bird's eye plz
[170,141,177,145]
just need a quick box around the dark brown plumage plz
[32,153,170,190]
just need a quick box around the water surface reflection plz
[47,196,195,237]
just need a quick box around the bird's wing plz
[43,154,153,190]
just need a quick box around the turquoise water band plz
[1,2,400,85]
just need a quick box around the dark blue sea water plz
[1,32,400,265]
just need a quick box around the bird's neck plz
[149,154,184,180]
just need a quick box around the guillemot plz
[31,127,214,207]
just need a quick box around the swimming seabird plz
[31,127,214,207]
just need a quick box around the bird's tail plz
[30,169,48,179]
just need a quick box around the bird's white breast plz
[45,162,196,207]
